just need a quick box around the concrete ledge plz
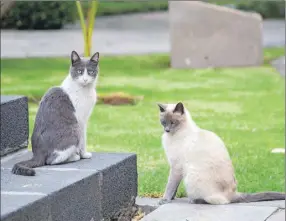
[1,151,138,221]
[0,95,29,157]
[141,198,285,221]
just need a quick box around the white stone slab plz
[267,210,285,221]
[142,203,278,221]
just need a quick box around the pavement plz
[0,12,285,58]
[271,56,285,77]
[137,197,285,221]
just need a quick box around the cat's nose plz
[165,128,170,133]
[83,79,87,82]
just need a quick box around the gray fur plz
[70,51,99,80]
[12,87,80,176]
[191,192,286,204]
[231,192,285,203]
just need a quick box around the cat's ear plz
[157,103,166,112]
[173,102,184,115]
[71,51,80,65]
[90,52,99,63]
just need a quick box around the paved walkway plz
[271,56,285,77]
[1,12,285,58]
[137,197,285,221]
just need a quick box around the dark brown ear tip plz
[157,102,163,107]
[157,103,166,112]
[177,102,184,109]
[173,102,184,114]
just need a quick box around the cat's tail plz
[230,192,285,203]
[11,156,45,176]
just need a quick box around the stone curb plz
[1,151,138,221]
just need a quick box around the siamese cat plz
[12,51,99,176]
[158,102,285,205]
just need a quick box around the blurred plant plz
[0,1,15,19]
[76,0,98,57]
[1,2,76,29]
[236,1,285,19]
[75,1,145,106]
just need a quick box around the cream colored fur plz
[159,102,285,205]
[160,103,237,205]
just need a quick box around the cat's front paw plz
[158,198,171,205]
[80,152,92,159]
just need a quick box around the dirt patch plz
[27,92,143,106]
[97,92,143,106]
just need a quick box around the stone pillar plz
[169,1,263,69]
[0,95,29,156]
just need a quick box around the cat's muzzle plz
[165,128,170,133]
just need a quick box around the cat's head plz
[69,51,100,87]
[157,102,187,134]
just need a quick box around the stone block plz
[0,96,29,156]
[101,154,137,218]
[142,202,279,221]
[1,151,138,221]
[169,1,263,69]
[267,210,285,221]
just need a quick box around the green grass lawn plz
[1,47,285,197]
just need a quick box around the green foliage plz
[1,2,77,30]
[236,1,285,19]
[0,1,168,30]
[96,1,168,16]
[1,1,284,30]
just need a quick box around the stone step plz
[0,95,29,157]
[1,150,137,221]
[141,198,285,221]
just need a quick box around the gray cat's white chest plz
[63,87,96,125]
[73,91,96,124]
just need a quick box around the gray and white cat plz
[12,51,99,176]
[158,102,285,205]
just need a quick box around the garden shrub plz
[1,2,77,30]
[236,1,285,19]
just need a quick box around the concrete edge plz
[168,1,263,20]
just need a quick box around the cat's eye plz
[88,70,94,75]
[77,70,82,74]
[170,121,175,125]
